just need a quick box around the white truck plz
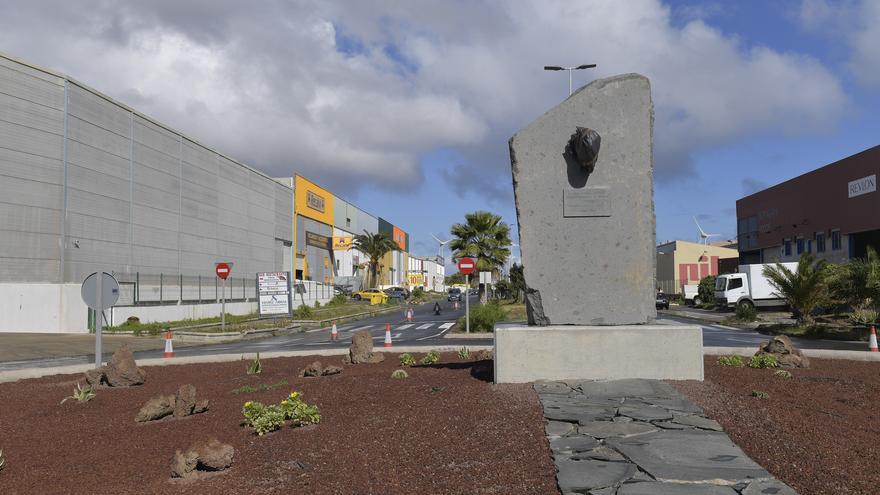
[714,262,796,310]
[682,284,700,305]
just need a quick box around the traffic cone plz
[384,323,393,348]
[869,326,879,353]
[164,329,174,358]
[331,320,338,341]
[406,308,413,322]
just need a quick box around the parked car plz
[352,288,388,304]
[384,287,408,301]
[655,292,669,310]
[334,285,353,297]
[447,288,462,302]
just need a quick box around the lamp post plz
[544,64,597,96]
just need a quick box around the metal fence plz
[111,272,257,306]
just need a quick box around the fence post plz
[198,275,202,302]
[159,273,163,303]
[179,273,183,303]
[135,272,139,305]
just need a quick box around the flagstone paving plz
[535,379,798,495]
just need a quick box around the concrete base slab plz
[493,323,703,383]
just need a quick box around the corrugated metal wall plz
[0,54,293,284]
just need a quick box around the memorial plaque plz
[563,187,611,217]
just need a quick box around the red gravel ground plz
[0,353,559,494]
[671,356,880,495]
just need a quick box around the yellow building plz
[656,240,738,294]
[293,175,335,283]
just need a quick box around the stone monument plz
[494,74,703,382]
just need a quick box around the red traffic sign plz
[457,257,477,275]
[215,262,231,280]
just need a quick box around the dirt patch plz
[0,353,558,494]
[671,356,880,495]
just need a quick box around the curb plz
[443,332,494,339]
[0,345,495,384]
[704,346,880,362]
[173,326,301,342]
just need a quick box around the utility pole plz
[544,64,597,96]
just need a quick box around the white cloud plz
[0,0,849,196]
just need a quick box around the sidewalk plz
[0,332,207,362]
[663,305,795,329]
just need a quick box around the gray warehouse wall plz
[0,53,293,286]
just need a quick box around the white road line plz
[416,322,457,341]
[416,323,433,330]
[396,324,414,330]
[348,325,372,333]
[439,322,455,330]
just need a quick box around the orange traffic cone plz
[869,326,878,353]
[331,320,338,341]
[164,329,174,358]
[384,323,393,348]
[406,308,414,322]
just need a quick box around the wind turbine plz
[431,234,451,262]
[693,217,720,245]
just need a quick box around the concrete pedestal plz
[493,323,703,383]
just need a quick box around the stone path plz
[536,379,798,495]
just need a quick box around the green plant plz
[391,369,409,379]
[457,347,470,360]
[293,304,314,319]
[717,355,744,367]
[456,300,506,332]
[411,287,425,300]
[751,390,769,399]
[748,354,778,369]
[735,303,758,322]
[420,350,440,365]
[242,391,320,435]
[697,275,717,307]
[449,211,513,303]
[509,263,525,302]
[849,305,879,326]
[247,353,262,375]
[329,294,347,306]
[763,254,830,325]
[0,449,5,471]
[774,369,793,379]
[279,391,321,426]
[827,247,880,308]
[314,300,321,308]
[399,353,416,366]
[353,231,399,288]
[60,383,95,404]
[229,379,289,395]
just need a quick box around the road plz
[0,300,868,372]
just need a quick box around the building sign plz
[333,236,353,250]
[407,272,425,286]
[257,272,292,316]
[848,174,876,198]
[307,191,325,212]
[305,231,331,250]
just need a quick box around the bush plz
[293,305,314,319]
[748,354,778,369]
[717,355,743,367]
[246,353,262,375]
[774,369,793,379]
[457,347,470,360]
[329,294,347,307]
[457,301,506,332]
[735,303,758,322]
[399,353,416,366]
[698,276,716,307]
[126,316,140,325]
[420,350,440,365]
[391,369,409,379]
[751,390,769,399]
[242,391,320,436]
[411,287,425,300]
[314,300,322,308]
[849,306,879,326]
[60,383,95,404]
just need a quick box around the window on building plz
[729,278,743,290]
[738,215,758,251]
[783,239,792,256]
[336,259,340,270]
[806,240,812,254]
[831,230,841,250]
[796,238,804,255]
[346,217,351,227]
[816,232,825,253]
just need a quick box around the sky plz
[2,0,878,270]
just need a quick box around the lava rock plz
[755,335,810,368]
[344,330,385,364]
[103,346,146,387]
[170,449,199,478]
[193,399,210,414]
[174,384,197,418]
[136,395,176,423]
[300,361,323,377]
[195,439,234,471]
[321,365,343,376]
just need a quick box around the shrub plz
[751,390,769,399]
[230,379,288,395]
[126,316,140,325]
[411,287,425,300]
[748,354,778,369]
[849,306,879,326]
[717,355,744,367]
[697,276,717,307]
[457,347,470,360]
[420,350,440,365]
[329,294,347,307]
[735,303,757,322]
[477,349,494,361]
[246,353,262,375]
[293,305,314,319]
[399,353,416,366]
[314,300,322,308]
[242,391,320,436]
[457,301,506,332]
[60,383,95,405]
[391,369,409,379]
[763,254,830,325]
[774,369,793,379]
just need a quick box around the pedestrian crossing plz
[335,321,455,333]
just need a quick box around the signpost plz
[81,272,120,368]
[258,272,292,316]
[215,262,232,331]
[458,257,476,334]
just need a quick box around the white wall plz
[0,283,89,333]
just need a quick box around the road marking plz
[416,322,456,341]
[397,324,414,330]
[348,325,372,333]
[439,322,455,329]
[416,323,433,330]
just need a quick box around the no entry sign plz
[215,262,231,280]
[457,257,476,275]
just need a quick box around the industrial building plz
[736,145,880,264]
[407,255,446,293]
[0,52,412,332]
[656,240,738,294]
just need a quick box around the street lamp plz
[544,64,597,96]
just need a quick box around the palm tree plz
[762,253,829,326]
[827,247,880,308]
[353,231,398,288]
[449,211,512,303]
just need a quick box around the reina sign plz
[307,190,325,212]
[848,174,876,198]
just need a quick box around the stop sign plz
[457,257,477,275]
[215,262,231,280]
